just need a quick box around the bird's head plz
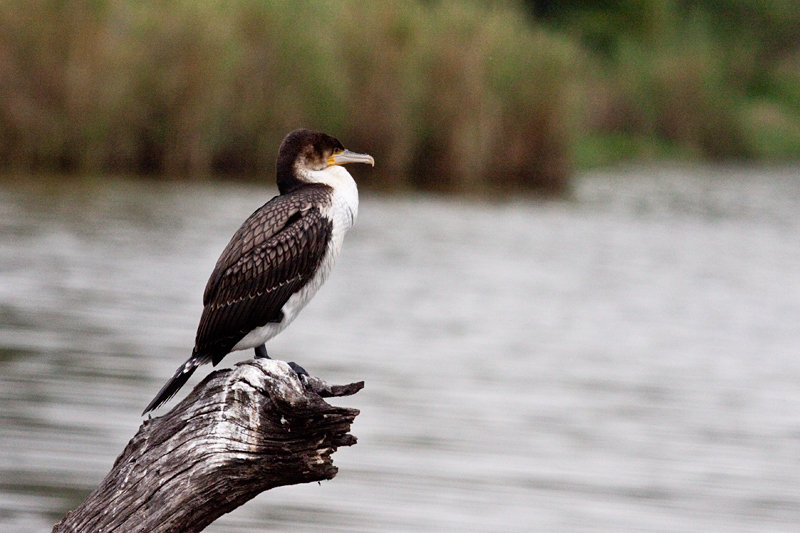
[276,129,374,194]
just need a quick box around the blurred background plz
[3,0,800,192]
[1,0,800,531]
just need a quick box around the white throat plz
[298,165,359,228]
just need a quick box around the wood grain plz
[53,359,362,533]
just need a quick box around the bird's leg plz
[254,344,270,359]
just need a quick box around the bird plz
[143,129,374,414]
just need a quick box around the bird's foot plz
[252,345,306,377]
[287,361,309,377]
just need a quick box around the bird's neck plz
[298,166,359,227]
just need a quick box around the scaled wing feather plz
[196,187,333,362]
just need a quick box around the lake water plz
[1,166,799,532]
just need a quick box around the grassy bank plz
[1,0,799,194]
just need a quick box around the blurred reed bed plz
[0,0,579,194]
[1,0,799,195]
[339,1,579,194]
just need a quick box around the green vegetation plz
[1,0,799,195]
[533,0,800,168]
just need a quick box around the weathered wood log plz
[52,359,363,533]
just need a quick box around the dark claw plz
[287,362,309,376]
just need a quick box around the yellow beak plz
[329,150,375,167]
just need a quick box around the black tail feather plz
[142,358,201,415]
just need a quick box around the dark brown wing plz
[195,186,333,363]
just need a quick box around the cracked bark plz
[52,359,362,533]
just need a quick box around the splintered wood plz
[53,359,362,533]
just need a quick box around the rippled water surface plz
[1,167,799,532]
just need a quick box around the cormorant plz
[143,129,374,414]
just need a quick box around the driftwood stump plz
[52,359,363,533]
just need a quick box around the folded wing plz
[195,187,333,363]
